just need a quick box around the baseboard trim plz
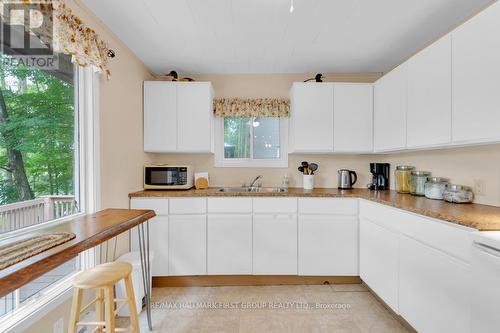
[363,281,417,333]
[152,275,362,287]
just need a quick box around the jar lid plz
[446,184,473,192]
[411,171,431,176]
[427,177,450,183]
[396,165,415,170]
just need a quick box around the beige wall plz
[22,0,151,332]
[150,74,500,207]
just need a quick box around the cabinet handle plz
[473,241,500,258]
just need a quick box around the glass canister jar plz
[409,171,431,196]
[395,165,415,193]
[424,177,450,200]
[443,184,474,203]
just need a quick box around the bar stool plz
[68,261,140,333]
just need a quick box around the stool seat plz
[74,261,132,288]
[69,261,139,333]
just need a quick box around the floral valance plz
[214,98,289,118]
[0,0,112,77]
[54,1,111,77]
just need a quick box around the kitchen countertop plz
[129,188,500,231]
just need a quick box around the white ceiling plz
[82,0,492,75]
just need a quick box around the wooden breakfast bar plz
[0,208,156,330]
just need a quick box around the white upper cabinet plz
[144,82,177,152]
[407,35,452,148]
[143,81,214,153]
[177,82,214,152]
[289,83,334,153]
[333,83,373,153]
[452,2,500,144]
[374,64,408,152]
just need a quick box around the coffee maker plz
[368,163,390,190]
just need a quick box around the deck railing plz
[0,195,77,233]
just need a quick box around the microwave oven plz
[144,165,194,190]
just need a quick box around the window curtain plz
[54,1,111,77]
[214,98,290,118]
[0,0,112,77]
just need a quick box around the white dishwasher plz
[471,232,500,333]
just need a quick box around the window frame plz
[0,66,101,332]
[214,116,289,168]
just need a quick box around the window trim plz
[0,66,101,332]
[214,116,289,168]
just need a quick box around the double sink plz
[217,187,288,193]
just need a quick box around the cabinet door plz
[143,81,177,152]
[207,214,252,275]
[333,84,373,152]
[253,214,297,275]
[298,215,358,276]
[177,83,213,152]
[130,216,169,277]
[169,215,206,276]
[452,2,500,144]
[399,235,470,333]
[374,64,407,152]
[290,83,334,153]
[407,35,452,148]
[359,218,399,313]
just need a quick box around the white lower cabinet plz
[168,214,207,276]
[253,214,297,275]
[399,235,470,333]
[149,216,169,277]
[359,217,399,313]
[207,214,252,275]
[130,216,169,277]
[298,215,359,276]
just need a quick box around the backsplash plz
[148,143,500,207]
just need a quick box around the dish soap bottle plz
[281,174,289,190]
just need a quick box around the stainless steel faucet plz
[248,175,263,188]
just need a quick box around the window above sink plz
[214,117,288,168]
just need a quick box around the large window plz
[0,53,86,320]
[216,117,288,167]
[0,53,80,233]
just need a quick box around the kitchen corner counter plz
[129,188,500,231]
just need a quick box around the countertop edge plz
[129,188,500,231]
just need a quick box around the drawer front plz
[299,198,358,215]
[169,198,207,214]
[359,200,404,232]
[397,210,473,263]
[360,200,473,263]
[207,198,252,213]
[253,198,297,214]
[130,198,169,215]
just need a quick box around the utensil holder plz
[303,175,315,190]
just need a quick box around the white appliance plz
[471,232,500,333]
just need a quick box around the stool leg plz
[68,288,83,333]
[96,288,104,333]
[104,285,116,333]
[124,274,140,333]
